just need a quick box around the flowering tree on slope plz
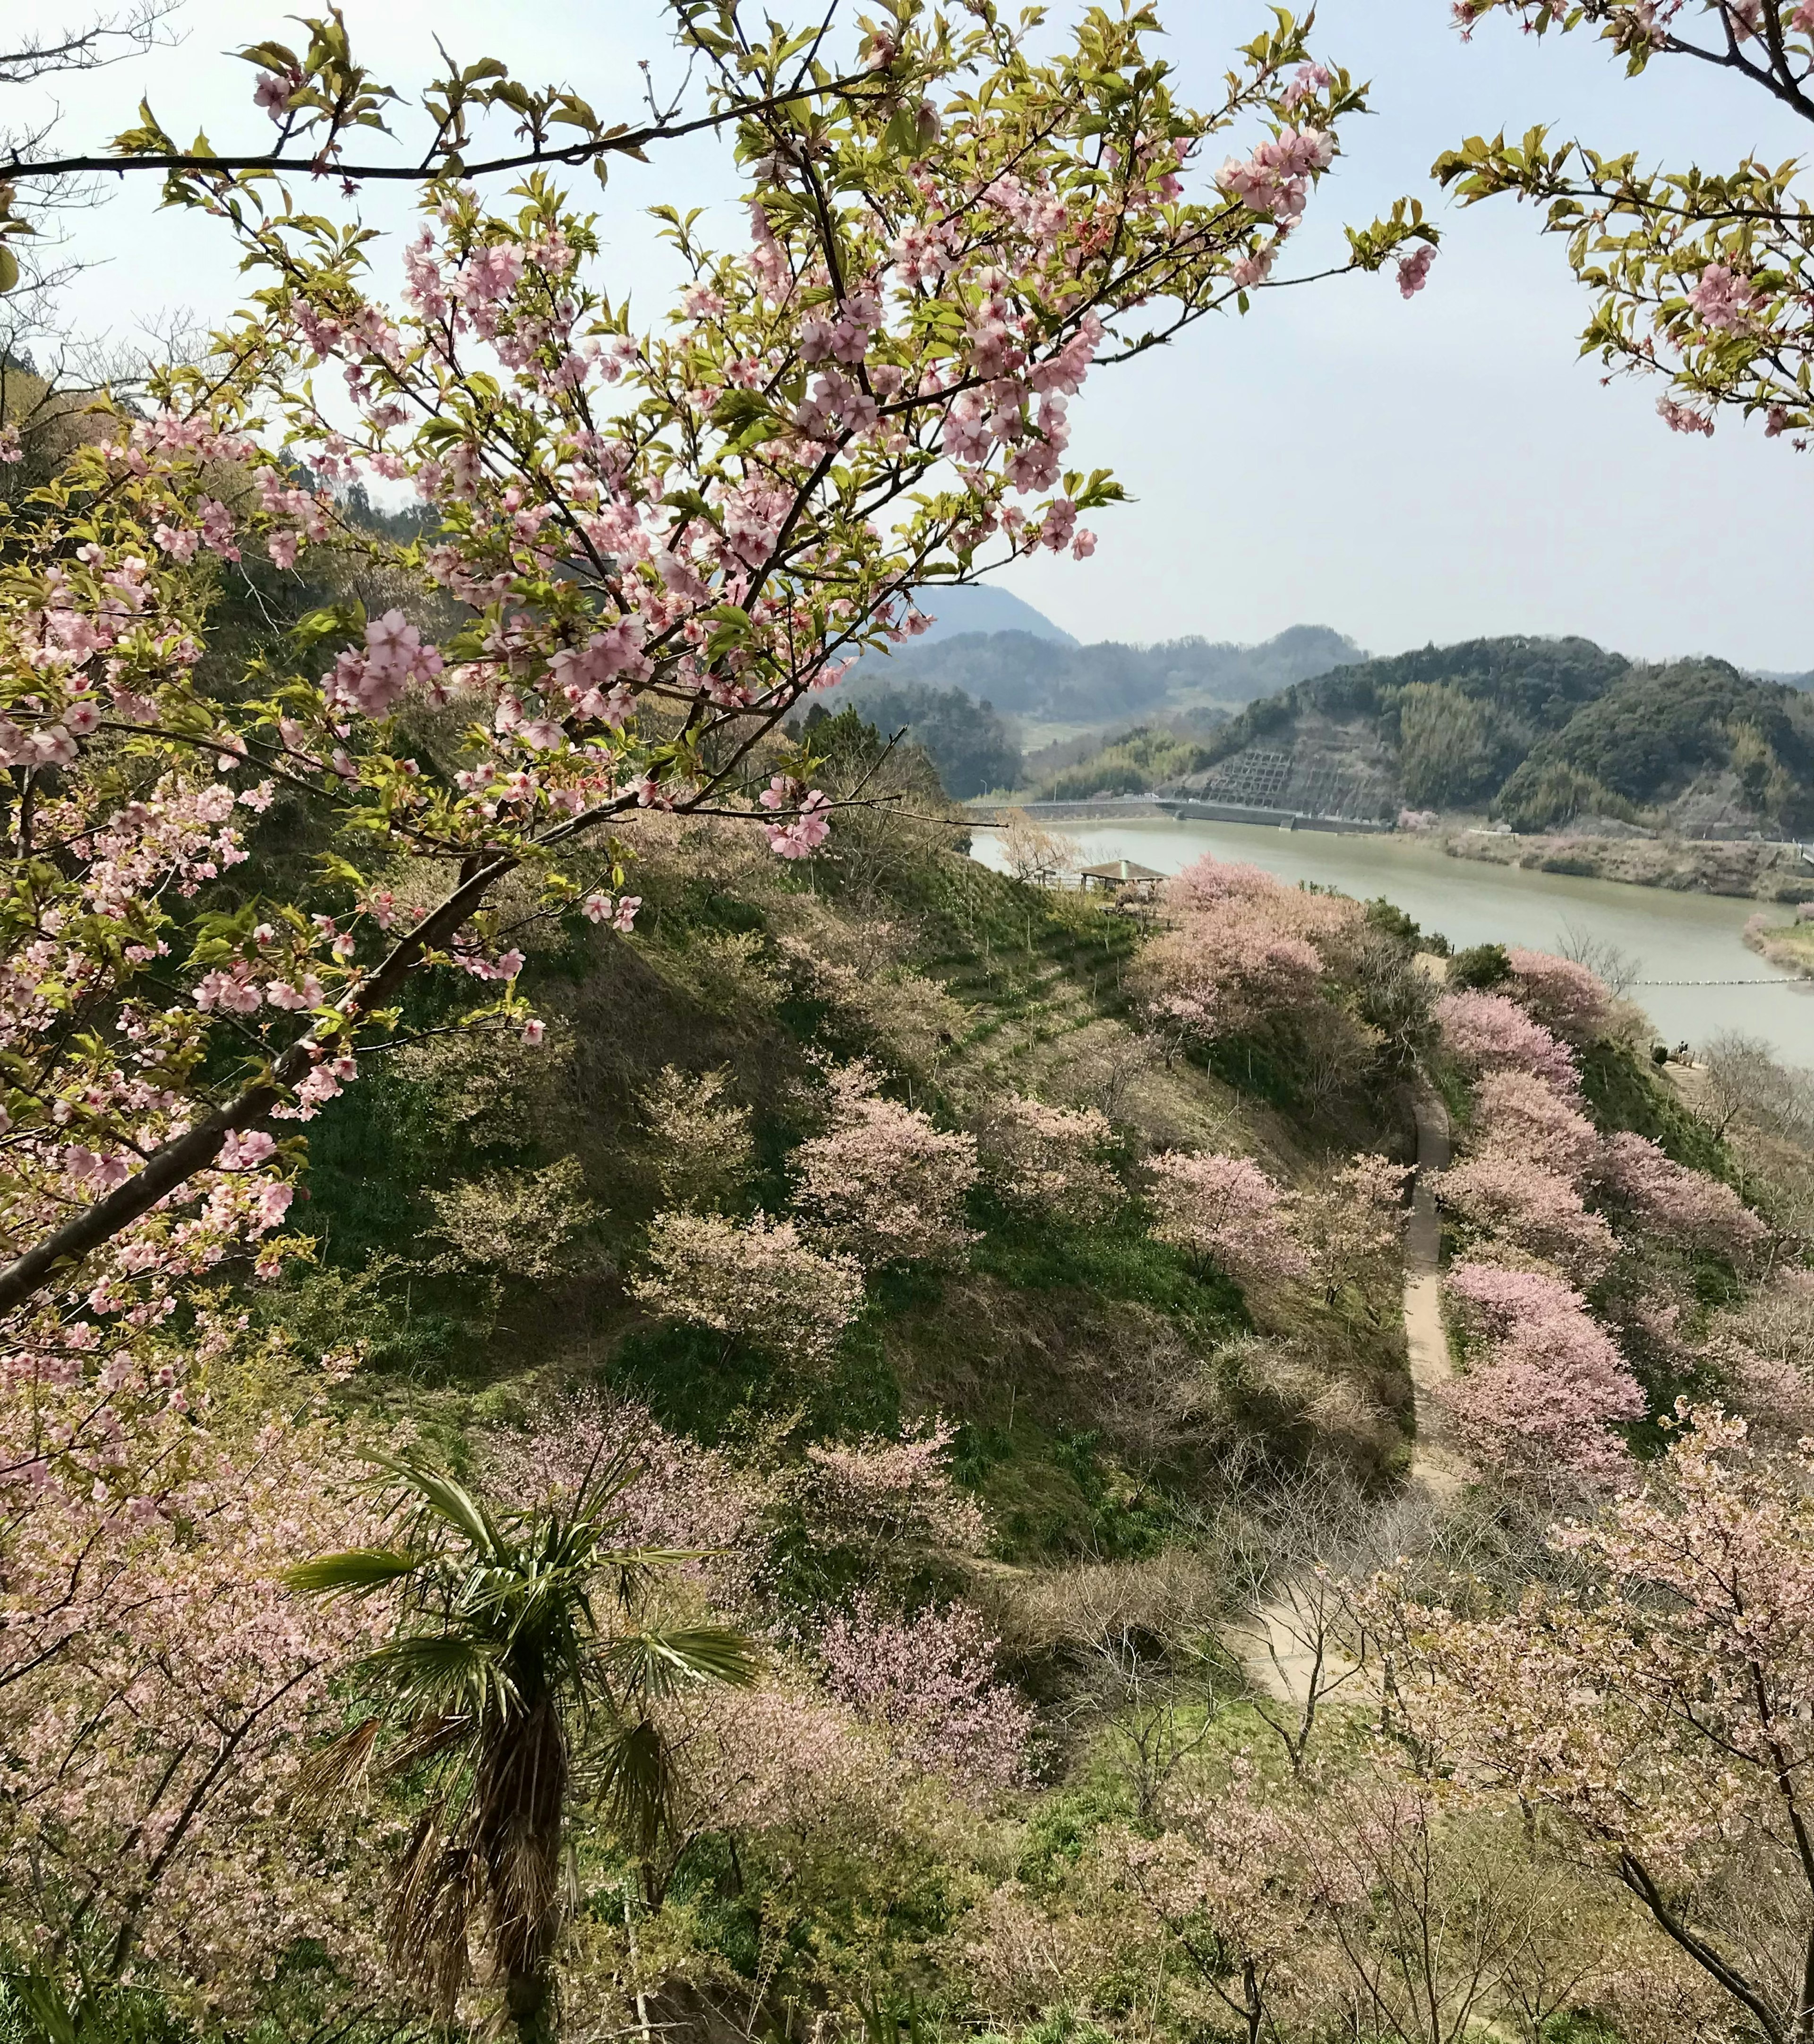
[0,3,1437,1337]
[1395,1407,1814,2044]
[1443,1,1814,444]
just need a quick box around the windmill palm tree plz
[290,1448,755,2044]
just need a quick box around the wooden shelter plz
[1078,858,1165,901]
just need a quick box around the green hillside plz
[1028,634,1814,835]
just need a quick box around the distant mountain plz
[830,679,1022,799]
[1033,634,1814,836]
[845,623,1366,725]
[906,584,1078,646]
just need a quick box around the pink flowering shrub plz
[481,1387,758,1560]
[794,1063,980,1268]
[0,1387,391,2014]
[1296,1152,1411,1295]
[817,1595,1032,1796]
[1599,1132,1767,1266]
[801,1418,989,1554]
[1147,1150,1310,1285]
[1471,1069,1600,1184]
[1442,1260,1643,1488]
[971,1093,1123,1223]
[1504,947,1613,1045]
[1434,989,1582,1095]
[632,1209,864,1371]
[1431,1154,1617,1285]
[1138,856,1364,1045]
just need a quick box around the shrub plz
[1447,943,1511,991]
[1435,989,1581,1095]
[794,1063,980,1268]
[632,1209,864,1371]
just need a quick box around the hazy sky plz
[20,0,1814,667]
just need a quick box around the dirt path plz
[1403,1091,1466,1503]
[1232,1089,1464,1705]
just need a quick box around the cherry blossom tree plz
[1295,1152,1411,1300]
[631,1209,864,1371]
[1394,1406,1814,2044]
[1443,1,1814,445]
[793,1062,978,1268]
[0,1370,393,2024]
[1470,1068,1601,1184]
[1434,989,1582,1095]
[1146,1149,1311,1286]
[970,1092,1123,1224]
[1504,946,1612,1046]
[799,1418,988,1556]
[635,1064,754,1212]
[816,1593,1031,1797]
[0,3,1435,1339]
[1431,1153,1619,1284]
[1138,857,1364,1048]
[1107,1771,1313,2044]
[1440,1258,1643,1488]
[1600,1129,1768,1264]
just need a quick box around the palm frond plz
[366,1632,518,1719]
[286,1546,418,1596]
[389,1811,483,2021]
[594,1715,676,1856]
[605,1626,760,1702]
[372,1454,505,1559]
[293,1714,385,1811]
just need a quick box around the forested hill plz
[1031,634,1814,834]
[839,621,1366,724]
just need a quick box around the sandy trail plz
[1232,1090,1464,1706]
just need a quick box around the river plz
[969,816,1814,1066]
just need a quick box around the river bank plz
[1746,911,1814,980]
[982,799,1814,902]
[968,814,1814,1064]
[1441,827,1814,903]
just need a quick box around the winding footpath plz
[1403,1090,1466,1502]
[1232,1088,1465,1707]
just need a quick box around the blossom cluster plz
[1138,855,1364,1044]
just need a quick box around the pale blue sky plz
[22,0,1814,667]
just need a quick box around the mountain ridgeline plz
[824,622,1368,797]
[839,622,1366,724]
[1027,636,1814,835]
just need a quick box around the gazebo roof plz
[1079,859,1165,883]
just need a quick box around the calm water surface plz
[969,816,1814,1066]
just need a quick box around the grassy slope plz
[273,775,1413,1567]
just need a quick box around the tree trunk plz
[506,1962,556,2044]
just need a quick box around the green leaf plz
[287,1547,417,1594]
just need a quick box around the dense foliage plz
[1035,632,1814,828]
